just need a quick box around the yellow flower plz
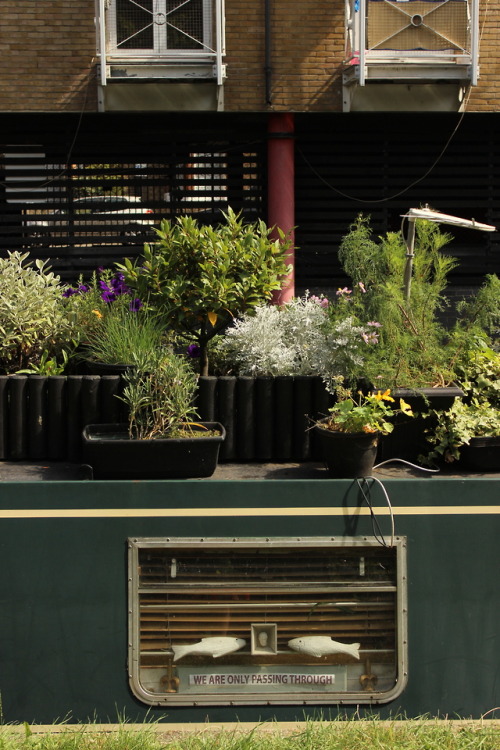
[374,389,395,402]
[399,398,413,415]
[91,309,103,319]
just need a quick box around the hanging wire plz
[356,476,395,548]
[296,0,493,206]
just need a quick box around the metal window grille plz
[345,0,478,84]
[107,0,213,55]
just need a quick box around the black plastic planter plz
[461,436,500,471]
[314,422,380,478]
[377,385,465,464]
[82,422,226,479]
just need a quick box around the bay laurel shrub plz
[117,209,292,376]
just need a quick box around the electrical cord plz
[355,459,440,547]
[356,476,395,548]
[374,458,440,473]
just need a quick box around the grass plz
[0,718,499,750]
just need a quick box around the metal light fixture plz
[400,206,496,301]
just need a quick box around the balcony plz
[343,0,478,111]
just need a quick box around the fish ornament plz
[172,636,246,662]
[287,636,360,660]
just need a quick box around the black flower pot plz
[84,361,133,376]
[82,422,226,479]
[461,435,500,472]
[314,422,380,478]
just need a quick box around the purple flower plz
[367,321,382,328]
[63,284,88,298]
[129,298,143,312]
[336,287,352,298]
[110,273,130,296]
[187,344,201,358]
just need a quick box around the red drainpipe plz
[267,112,295,304]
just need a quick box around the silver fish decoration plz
[172,636,246,662]
[288,636,360,660]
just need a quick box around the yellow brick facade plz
[0,1,97,112]
[0,0,498,112]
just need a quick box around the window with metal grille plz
[108,0,213,55]
[344,0,478,85]
[128,537,408,706]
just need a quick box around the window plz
[344,0,478,86]
[128,537,408,706]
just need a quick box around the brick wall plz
[224,0,345,111]
[0,1,97,112]
[0,0,498,113]
[223,0,500,112]
[467,0,500,111]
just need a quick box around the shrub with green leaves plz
[0,251,75,373]
[117,209,292,375]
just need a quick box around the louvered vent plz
[129,537,407,706]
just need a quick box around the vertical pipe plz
[264,0,272,105]
[267,112,295,304]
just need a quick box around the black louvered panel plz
[2,111,498,291]
[294,112,499,291]
[0,114,265,280]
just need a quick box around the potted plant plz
[422,398,500,471]
[80,306,168,375]
[422,345,500,470]
[0,251,77,374]
[82,348,225,479]
[314,382,414,478]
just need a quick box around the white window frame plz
[96,0,226,84]
[345,0,479,85]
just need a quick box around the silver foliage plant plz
[213,293,375,383]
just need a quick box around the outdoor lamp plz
[400,206,496,301]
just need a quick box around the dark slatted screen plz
[1,112,499,290]
[294,112,500,292]
[0,113,266,280]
